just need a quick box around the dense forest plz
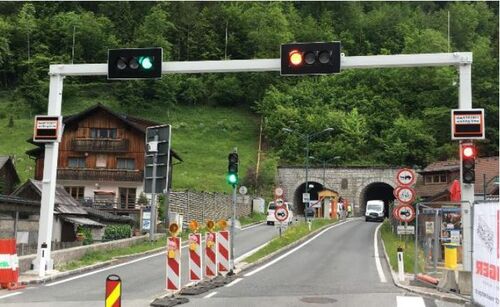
[0,2,497,169]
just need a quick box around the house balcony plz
[58,168,143,182]
[80,197,141,210]
[71,139,129,153]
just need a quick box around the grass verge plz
[380,220,424,274]
[239,212,266,226]
[244,218,338,263]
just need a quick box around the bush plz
[77,226,93,245]
[103,225,131,241]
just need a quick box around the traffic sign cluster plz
[393,168,417,223]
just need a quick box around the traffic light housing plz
[227,152,238,185]
[281,42,341,76]
[108,48,162,80]
[462,143,476,184]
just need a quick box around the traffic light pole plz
[230,183,236,274]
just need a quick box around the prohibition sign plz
[396,168,416,186]
[274,206,289,222]
[396,186,416,204]
[395,204,415,223]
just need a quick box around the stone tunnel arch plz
[293,181,324,215]
[358,181,395,217]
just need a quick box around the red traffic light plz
[289,50,303,66]
[462,145,475,158]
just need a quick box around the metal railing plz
[71,138,129,152]
[58,168,143,182]
[80,197,141,210]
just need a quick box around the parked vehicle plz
[266,201,294,225]
[365,200,385,222]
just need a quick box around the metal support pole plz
[433,209,439,273]
[149,135,158,241]
[458,62,474,272]
[33,73,63,276]
[304,136,310,222]
[230,183,236,273]
[414,204,419,275]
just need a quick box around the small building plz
[314,189,339,218]
[415,156,499,201]
[0,156,20,195]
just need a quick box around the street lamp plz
[282,127,334,220]
[310,156,341,185]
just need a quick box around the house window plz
[425,173,447,184]
[68,157,85,168]
[65,186,85,200]
[117,158,135,170]
[119,188,136,209]
[90,128,117,139]
[96,154,107,168]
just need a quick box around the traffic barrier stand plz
[188,233,202,283]
[205,232,218,278]
[217,230,230,274]
[105,274,121,307]
[0,238,25,290]
[166,236,181,292]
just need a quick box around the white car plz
[365,200,385,222]
[266,201,294,225]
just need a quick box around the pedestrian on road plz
[347,204,352,217]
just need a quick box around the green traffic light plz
[227,173,238,185]
[139,56,154,70]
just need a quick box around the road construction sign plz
[275,206,289,222]
[394,205,415,223]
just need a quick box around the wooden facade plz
[0,156,20,195]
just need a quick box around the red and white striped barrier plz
[188,233,202,283]
[205,232,218,278]
[0,238,23,290]
[217,230,230,274]
[166,237,181,292]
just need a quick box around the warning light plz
[169,223,179,236]
[461,143,476,184]
[463,146,474,158]
[206,220,215,232]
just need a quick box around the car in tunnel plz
[365,200,385,222]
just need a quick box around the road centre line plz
[374,223,387,283]
[244,219,351,277]
[396,296,425,307]
[203,291,218,299]
[0,292,22,300]
[46,223,265,287]
[225,277,243,287]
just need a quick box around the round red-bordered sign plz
[395,204,415,223]
[393,186,402,199]
[396,186,416,204]
[274,206,289,222]
[396,168,416,186]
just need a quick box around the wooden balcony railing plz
[71,139,129,153]
[58,168,143,182]
[80,197,140,210]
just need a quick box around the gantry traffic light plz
[227,152,239,185]
[281,42,341,76]
[462,143,476,184]
[108,48,162,80]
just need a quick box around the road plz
[183,219,464,307]
[0,222,277,306]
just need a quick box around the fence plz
[168,190,253,225]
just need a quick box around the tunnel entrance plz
[360,182,394,217]
[293,181,324,215]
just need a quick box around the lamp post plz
[282,127,333,220]
[310,156,341,185]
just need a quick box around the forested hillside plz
[0,2,497,190]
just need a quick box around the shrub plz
[103,225,131,241]
[77,225,93,245]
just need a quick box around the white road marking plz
[241,222,264,231]
[244,219,351,277]
[396,296,425,307]
[225,277,243,287]
[45,223,266,287]
[203,291,218,298]
[0,292,22,300]
[374,223,387,283]
[234,242,269,263]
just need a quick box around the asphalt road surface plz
[0,222,277,306]
[183,219,464,307]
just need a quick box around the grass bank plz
[244,218,338,263]
[380,220,424,274]
[239,212,266,226]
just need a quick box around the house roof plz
[84,206,135,224]
[61,216,105,227]
[0,156,21,184]
[419,160,460,173]
[0,156,9,168]
[12,179,87,215]
[26,104,182,161]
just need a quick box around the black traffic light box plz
[108,48,162,80]
[462,144,476,184]
[281,42,341,76]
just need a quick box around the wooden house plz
[26,104,181,219]
[0,156,20,195]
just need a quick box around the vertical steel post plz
[230,183,236,272]
[304,135,310,222]
[33,73,63,277]
[433,209,439,273]
[458,61,474,272]
[414,204,419,275]
[149,135,158,241]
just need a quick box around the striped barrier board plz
[0,238,23,290]
[217,230,230,273]
[188,233,202,282]
[105,274,121,307]
[205,232,218,278]
[166,237,181,292]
